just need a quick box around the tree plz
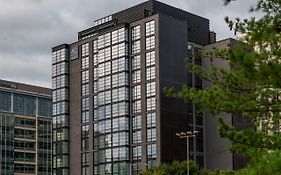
[140,161,210,175]
[164,0,281,174]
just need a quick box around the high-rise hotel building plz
[0,79,52,175]
[52,1,211,174]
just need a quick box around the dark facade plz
[0,79,52,175]
[202,38,250,171]
[52,1,210,175]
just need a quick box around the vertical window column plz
[145,20,157,170]
[93,27,130,175]
[131,24,143,175]
[52,46,70,175]
[81,43,90,175]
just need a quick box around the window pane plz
[146,51,155,66]
[147,113,156,128]
[132,85,141,100]
[145,20,155,36]
[146,82,156,97]
[132,70,141,84]
[132,40,140,54]
[147,144,156,159]
[146,67,155,81]
[146,97,156,111]
[82,43,89,57]
[132,55,141,70]
[145,36,155,50]
[132,25,140,41]
[147,128,156,142]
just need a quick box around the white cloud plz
[0,0,259,88]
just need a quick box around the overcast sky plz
[0,0,258,88]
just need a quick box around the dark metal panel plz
[52,44,69,52]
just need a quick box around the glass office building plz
[0,79,52,175]
[52,0,211,174]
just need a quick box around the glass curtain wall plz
[93,27,130,175]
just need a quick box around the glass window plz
[133,146,142,160]
[53,115,69,128]
[146,97,156,111]
[112,87,129,103]
[112,27,127,45]
[132,40,140,54]
[98,90,111,105]
[53,75,68,89]
[82,111,89,124]
[112,57,128,73]
[0,91,11,112]
[112,43,127,59]
[52,62,68,77]
[112,72,128,88]
[98,75,111,91]
[82,56,89,69]
[82,125,89,138]
[93,67,98,81]
[145,36,155,50]
[146,82,156,97]
[112,132,129,146]
[132,25,140,41]
[132,162,142,175]
[145,20,155,36]
[82,166,89,175]
[132,55,141,70]
[146,51,155,66]
[53,102,68,115]
[147,159,157,169]
[132,70,141,84]
[112,162,129,174]
[82,84,89,96]
[52,49,67,64]
[132,115,141,130]
[93,54,98,67]
[132,100,141,114]
[98,33,111,49]
[146,66,155,81]
[82,98,89,111]
[132,85,141,100]
[112,102,129,117]
[112,30,118,45]
[147,128,156,142]
[53,89,68,102]
[147,113,156,128]
[112,117,129,132]
[112,147,129,161]
[98,61,111,77]
[93,40,98,53]
[147,144,156,159]
[82,43,89,57]
[82,137,89,150]
[97,119,112,134]
[38,98,52,117]
[13,94,36,116]
[132,130,141,144]
[82,70,89,84]
[98,47,111,64]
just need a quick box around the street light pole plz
[186,136,189,175]
[176,131,199,175]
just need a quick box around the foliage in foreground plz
[233,150,281,175]
[141,151,281,175]
[140,161,210,175]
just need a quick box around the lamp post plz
[176,131,199,175]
